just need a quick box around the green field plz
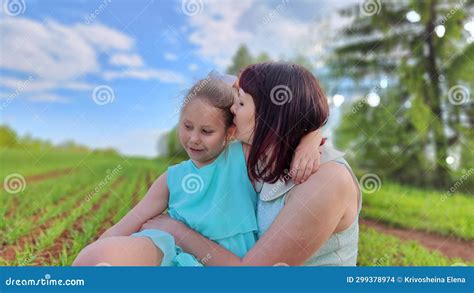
[1,149,471,266]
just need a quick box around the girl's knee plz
[72,237,122,266]
[72,236,163,266]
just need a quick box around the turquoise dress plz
[132,141,258,266]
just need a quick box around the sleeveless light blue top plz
[256,146,362,266]
[167,141,258,258]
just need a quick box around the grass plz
[360,181,473,240]
[358,225,471,266]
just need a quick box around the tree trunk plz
[423,0,450,188]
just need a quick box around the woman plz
[140,62,361,266]
[74,62,360,266]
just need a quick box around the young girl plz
[73,74,258,266]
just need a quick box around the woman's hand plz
[140,214,183,238]
[290,129,325,184]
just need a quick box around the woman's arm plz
[290,128,324,184]
[100,172,169,239]
[143,163,355,266]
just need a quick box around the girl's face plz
[230,86,256,145]
[179,98,231,168]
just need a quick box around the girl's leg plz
[72,236,163,266]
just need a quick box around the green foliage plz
[226,45,255,75]
[165,126,188,159]
[225,44,314,75]
[336,89,432,185]
[0,125,18,148]
[332,0,473,189]
[0,124,120,155]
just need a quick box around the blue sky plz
[0,0,356,157]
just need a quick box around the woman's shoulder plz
[289,161,356,204]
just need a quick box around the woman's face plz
[230,84,255,145]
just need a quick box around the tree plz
[226,45,254,75]
[226,44,317,74]
[332,0,473,188]
[166,127,188,159]
[255,52,272,63]
[0,125,18,148]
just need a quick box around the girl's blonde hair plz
[180,76,237,129]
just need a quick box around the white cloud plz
[186,0,253,68]
[103,69,186,84]
[73,23,134,51]
[0,18,99,81]
[26,93,70,103]
[164,52,178,61]
[188,63,199,71]
[184,0,356,69]
[0,17,185,103]
[109,53,144,67]
[0,77,94,93]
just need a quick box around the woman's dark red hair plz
[239,62,329,183]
